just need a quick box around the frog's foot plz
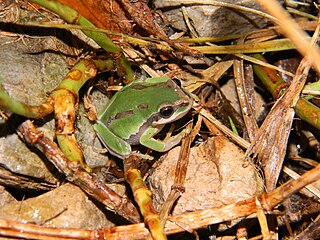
[164,122,192,140]
[93,120,132,158]
[162,129,187,151]
[140,126,187,152]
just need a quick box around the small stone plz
[0,183,113,229]
[148,136,263,215]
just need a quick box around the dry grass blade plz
[200,108,250,149]
[167,0,277,22]
[235,53,295,78]
[245,56,312,192]
[255,198,272,239]
[184,59,233,93]
[283,166,320,199]
[255,0,320,73]
[233,56,258,142]
[244,18,320,192]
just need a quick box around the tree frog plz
[93,76,193,159]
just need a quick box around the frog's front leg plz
[139,125,186,152]
[93,121,132,158]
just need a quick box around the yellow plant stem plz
[125,156,167,240]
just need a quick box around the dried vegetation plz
[1,0,320,239]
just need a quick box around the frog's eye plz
[159,106,174,118]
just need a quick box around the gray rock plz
[155,0,268,37]
[0,183,113,229]
[148,136,263,214]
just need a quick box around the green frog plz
[93,76,193,158]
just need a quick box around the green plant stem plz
[51,58,112,171]
[29,0,134,81]
[0,58,114,171]
[252,53,320,130]
[192,39,295,54]
[0,84,54,118]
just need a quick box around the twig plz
[17,120,140,223]
[3,160,320,239]
[160,121,195,225]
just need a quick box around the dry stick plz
[159,121,194,226]
[292,213,320,240]
[17,120,140,223]
[255,197,272,239]
[0,166,56,191]
[284,166,320,199]
[255,0,320,73]
[0,217,93,240]
[2,160,320,239]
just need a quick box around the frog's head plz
[152,87,193,126]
